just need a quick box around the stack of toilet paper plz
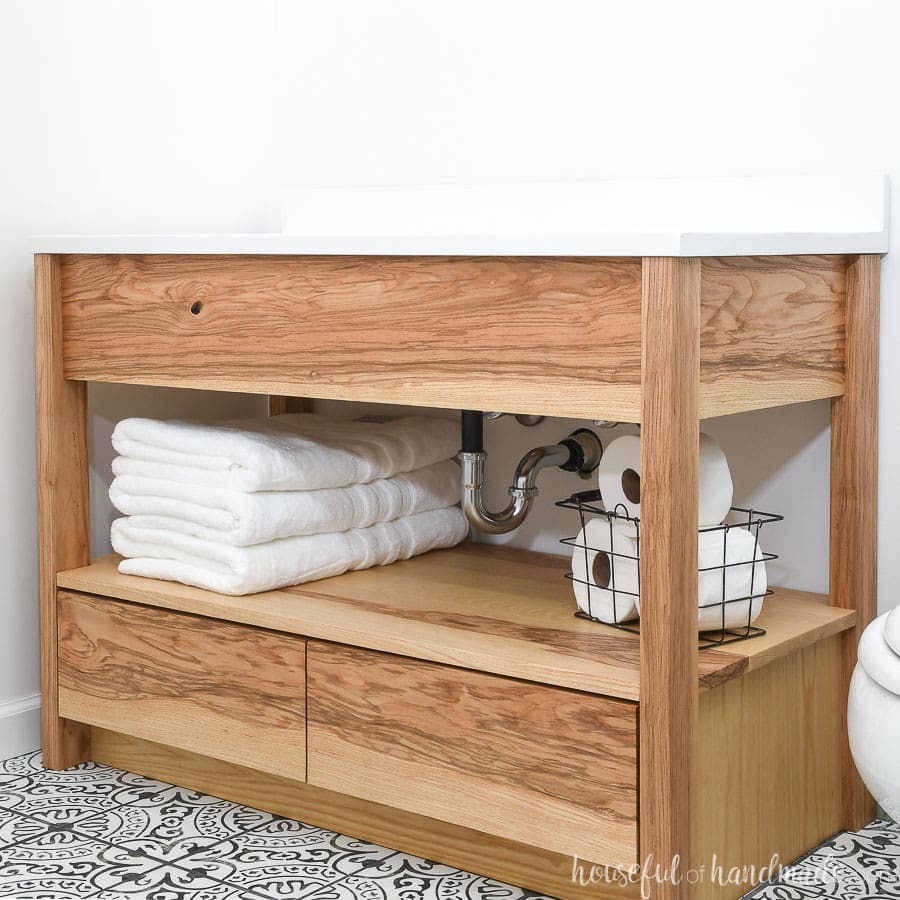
[571,433,768,631]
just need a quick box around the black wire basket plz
[556,489,783,649]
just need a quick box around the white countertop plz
[32,174,890,257]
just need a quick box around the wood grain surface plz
[91,728,641,900]
[268,396,313,416]
[34,254,92,770]
[56,547,854,702]
[57,591,307,779]
[698,255,847,416]
[59,253,644,421]
[697,636,844,900]
[58,252,848,421]
[57,546,739,701]
[306,641,638,865]
[639,257,701,899]
[829,254,880,829]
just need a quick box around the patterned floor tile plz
[0,809,50,849]
[175,819,396,899]
[91,863,262,898]
[0,750,44,781]
[74,785,275,864]
[323,853,556,900]
[0,830,160,896]
[742,821,900,898]
[0,764,169,826]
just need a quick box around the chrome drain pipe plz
[458,411,602,535]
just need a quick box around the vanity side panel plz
[59,254,644,421]
[696,636,844,900]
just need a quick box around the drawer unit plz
[57,591,307,780]
[305,641,639,866]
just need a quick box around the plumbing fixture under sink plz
[458,410,603,535]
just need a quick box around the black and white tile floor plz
[741,820,900,899]
[0,750,552,899]
[0,749,897,899]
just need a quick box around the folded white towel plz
[111,414,459,492]
[109,459,459,546]
[111,506,469,595]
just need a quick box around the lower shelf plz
[57,542,856,702]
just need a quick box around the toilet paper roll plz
[595,434,643,519]
[571,517,640,624]
[596,433,734,526]
[635,526,768,631]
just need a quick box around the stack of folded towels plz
[109,413,468,595]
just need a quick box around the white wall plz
[0,0,272,755]
[275,0,897,599]
[1,0,897,755]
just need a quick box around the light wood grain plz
[698,255,847,417]
[830,254,880,830]
[56,549,853,702]
[306,642,638,865]
[730,588,855,672]
[60,254,644,421]
[639,257,701,899]
[34,254,91,770]
[91,728,640,900]
[268,396,313,416]
[57,591,307,779]
[58,253,849,421]
[697,636,845,900]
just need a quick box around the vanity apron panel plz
[58,253,644,421]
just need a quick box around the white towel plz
[109,459,459,546]
[111,506,469,595]
[111,414,459,492]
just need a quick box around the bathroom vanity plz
[34,176,886,899]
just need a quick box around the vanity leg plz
[830,254,880,830]
[35,254,91,770]
[639,257,701,899]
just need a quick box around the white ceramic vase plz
[848,608,900,821]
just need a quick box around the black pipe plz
[460,410,484,453]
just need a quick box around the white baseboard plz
[0,694,41,761]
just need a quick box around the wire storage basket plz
[556,489,783,649]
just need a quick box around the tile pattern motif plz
[742,820,900,899]
[2,749,898,899]
[0,750,553,899]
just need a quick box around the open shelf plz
[57,543,856,703]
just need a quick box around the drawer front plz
[306,641,638,865]
[57,591,307,780]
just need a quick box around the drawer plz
[57,591,307,780]
[306,641,638,865]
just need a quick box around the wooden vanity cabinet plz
[36,245,878,899]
